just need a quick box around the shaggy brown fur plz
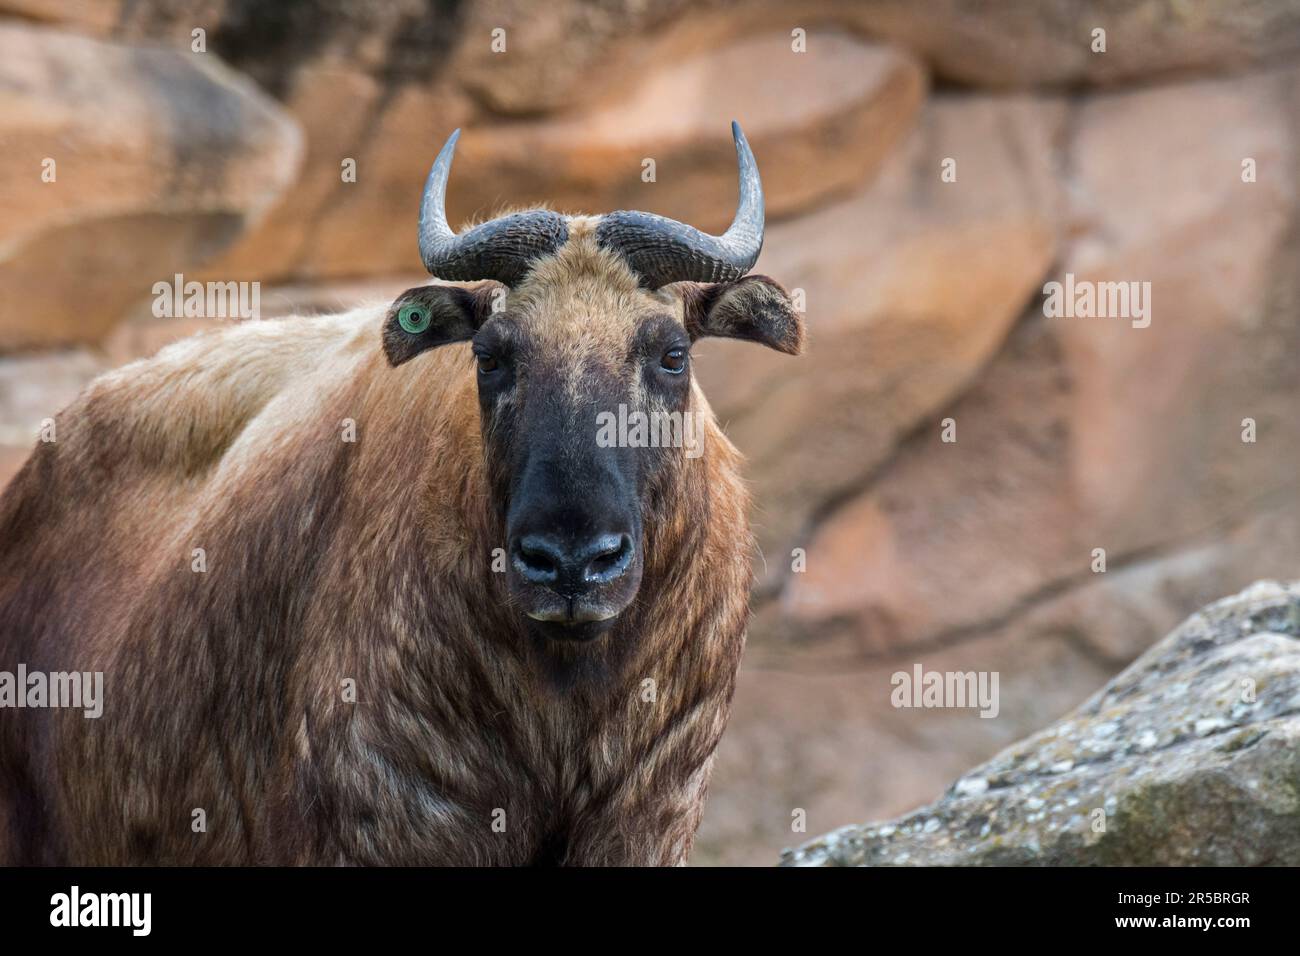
[0,229,801,865]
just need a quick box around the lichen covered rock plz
[782,580,1300,866]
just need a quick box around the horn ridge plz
[595,121,765,289]
[417,129,569,285]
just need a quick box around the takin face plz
[381,123,803,648]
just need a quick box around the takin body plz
[0,127,803,865]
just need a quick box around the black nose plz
[512,532,634,593]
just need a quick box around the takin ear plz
[382,282,503,367]
[680,275,804,355]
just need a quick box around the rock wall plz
[0,1,1297,865]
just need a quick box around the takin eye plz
[397,303,431,335]
[660,348,687,374]
[474,348,499,374]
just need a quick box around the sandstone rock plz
[694,92,1064,589]
[61,0,1290,107]
[701,65,1300,866]
[290,27,923,278]
[450,0,1300,97]
[1,5,922,283]
[849,0,1300,89]
[0,0,120,34]
[192,65,403,284]
[277,80,476,280]
[0,22,302,350]
[693,602,1115,865]
[780,65,1300,646]
[204,24,922,282]
[185,3,477,282]
[0,1,468,90]
[428,29,925,238]
[449,0,693,116]
[696,340,1300,863]
[781,580,1300,866]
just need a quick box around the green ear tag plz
[398,303,431,335]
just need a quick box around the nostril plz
[513,535,561,584]
[512,532,634,590]
[582,533,634,584]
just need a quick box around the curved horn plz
[418,128,569,286]
[595,121,764,289]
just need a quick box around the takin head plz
[381,123,804,645]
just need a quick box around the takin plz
[0,123,804,866]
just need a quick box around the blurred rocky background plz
[1,1,1298,865]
